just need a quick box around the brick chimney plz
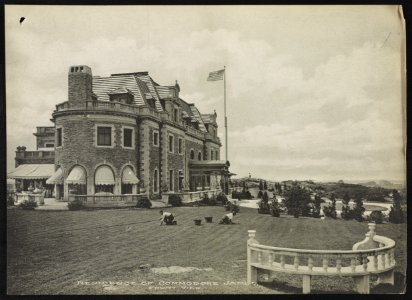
[68,65,92,106]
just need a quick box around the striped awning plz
[66,166,86,185]
[46,167,64,184]
[122,166,139,184]
[7,164,54,180]
[95,166,115,185]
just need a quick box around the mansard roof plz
[92,71,211,132]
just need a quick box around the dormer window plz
[108,87,134,104]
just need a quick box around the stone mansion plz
[9,65,231,201]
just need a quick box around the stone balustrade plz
[15,193,45,205]
[74,193,148,208]
[246,223,396,294]
[162,189,223,204]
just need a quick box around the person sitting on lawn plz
[219,211,237,224]
[159,210,176,225]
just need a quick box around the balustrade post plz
[294,256,299,270]
[381,253,386,269]
[351,258,356,273]
[336,258,342,273]
[280,255,285,269]
[269,253,274,267]
[373,254,378,271]
[353,275,370,294]
[308,257,313,272]
[323,258,328,272]
[247,230,259,284]
[302,275,311,294]
[362,256,368,272]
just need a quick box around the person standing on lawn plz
[159,210,176,225]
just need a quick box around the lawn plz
[7,206,406,295]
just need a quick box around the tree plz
[341,192,352,220]
[389,189,405,223]
[263,181,268,190]
[312,194,322,218]
[284,184,311,218]
[259,180,263,191]
[352,195,365,222]
[342,192,351,205]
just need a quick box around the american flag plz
[207,69,225,81]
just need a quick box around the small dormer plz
[108,87,134,104]
[145,93,156,109]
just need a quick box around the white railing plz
[247,223,395,294]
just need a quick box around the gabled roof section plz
[201,113,218,126]
[135,74,164,111]
[190,105,207,132]
[155,86,171,99]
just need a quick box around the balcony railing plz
[55,100,162,119]
[15,150,55,159]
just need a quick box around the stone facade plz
[44,65,223,201]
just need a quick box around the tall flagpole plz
[224,66,228,162]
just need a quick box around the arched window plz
[211,150,214,160]
[216,150,219,160]
[153,169,159,193]
[95,165,115,194]
[190,149,195,160]
[198,152,202,161]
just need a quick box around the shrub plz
[258,200,270,214]
[68,198,84,210]
[352,196,365,222]
[370,210,384,224]
[216,192,228,204]
[284,184,311,218]
[136,196,152,209]
[20,199,37,210]
[7,195,15,206]
[199,194,217,206]
[224,201,240,213]
[341,205,354,220]
[324,193,337,219]
[232,191,253,200]
[269,200,280,217]
[257,190,263,199]
[168,194,182,207]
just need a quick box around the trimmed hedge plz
[20,199,37,210]
[168,194,182,207]
[136,197,152,209]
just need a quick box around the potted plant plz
[204,216,213,223]
[193,219,202,225]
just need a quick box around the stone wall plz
[54,114,138,200]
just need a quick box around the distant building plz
[8,65,231,201]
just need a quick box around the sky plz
[5,5,406,182]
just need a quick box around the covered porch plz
[188,160,231,194]
[162,160,233,204]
